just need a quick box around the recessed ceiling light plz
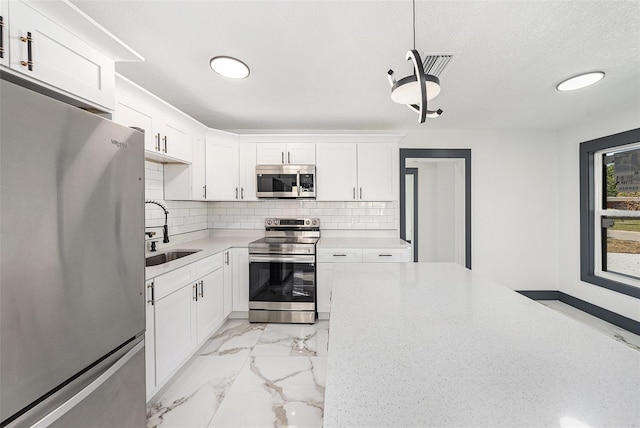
[209,56,250,79]
[556,71,605,91]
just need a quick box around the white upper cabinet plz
[205,132,240,200]
[113,91,155,151]
[2,1,141,110]
[256,142,315,165]
[357,143,398,201]
[0,1,8,68]
[316,143,358,201]
[316,142,398,201]
[114,75,194,164]
[239,143,258,201]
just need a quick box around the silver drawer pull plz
[379,254,393,257]
[333,254,347,257]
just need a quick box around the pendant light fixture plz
[387,0,443,123]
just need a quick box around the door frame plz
[405,168,419,262]
[399,149,472,269]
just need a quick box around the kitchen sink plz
[145,250,202,267]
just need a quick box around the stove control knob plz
[312,219,318,226]
[274,219,279,225]
[266,219,272,226]
[305,220,310,225]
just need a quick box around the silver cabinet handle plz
[241,187,244,199]
[193,283,198,301]
[353,187,356,200]
[359,187,362,199]
[200,280,204,298]
[203,185,207,199]
[163,136,168,153]
[281,151,285,164]
[225,251,230,265]
[333,254,347,257]
[147,281,155,305]
[155,133,161,151]
[288,151,291,164]
[379,254,393,257]
[235,187,239,199]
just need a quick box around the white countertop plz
[317,237,410,249]
[324,262,640,427]
[145,235,261,279]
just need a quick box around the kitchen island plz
[323,263,640,427]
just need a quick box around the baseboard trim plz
[516,290,559,300]
[517,290,640,335]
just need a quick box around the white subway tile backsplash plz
[207,200,397,230]
[146,160,397,235]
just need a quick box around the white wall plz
[557,102,640,321]
[401,129,559,291]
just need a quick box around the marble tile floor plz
[147,320,329,428]
[538,300,640,351]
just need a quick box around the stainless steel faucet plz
[145,200,170,243]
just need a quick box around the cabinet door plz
[162,120,191,163]
[238,143,257,201]
[223,250,233,317]
[191,134,206,199]
[8,0,115,109]
[113,93,155,152]
[256,143,286,164]
[232,248,249,312]
[145,279,156,400]
[196,269,224,345]
[205,136,239,200]
[154,285,196,386]
[316,263,333,316]
[286,143,315,164]
[315,143,358,201]
[357,143,397,201]
[0,1,8,68]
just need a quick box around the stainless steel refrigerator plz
[0,79,146,427]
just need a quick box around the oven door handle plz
[249,254,315,264]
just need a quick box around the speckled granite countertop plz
[316,237,410,249]
[323,262,640,427]
[145,235,261,280]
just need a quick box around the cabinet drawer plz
[196,252,223,277]
[362,248,410,263]
[317,248,362,263]
[153,264,197,301]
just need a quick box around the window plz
[580,128,640,298]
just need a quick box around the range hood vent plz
[422,54,454,77]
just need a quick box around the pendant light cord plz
[412,0,416,50]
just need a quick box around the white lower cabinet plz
[153,283,196,388]
[146,252,226,399]
[144,279,156,401]
[317,246,410,319]
[232,248,249,312]
[223,250,233,317]
[195,269,224,345]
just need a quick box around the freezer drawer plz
[5,339,146,428]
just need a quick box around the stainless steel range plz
[248,218,320,324]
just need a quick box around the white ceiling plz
[71,0,640,132]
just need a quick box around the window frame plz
[580,127,640,299]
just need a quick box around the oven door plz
[249,254,316,310]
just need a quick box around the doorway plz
[400,149,471,269]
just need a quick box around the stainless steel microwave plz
[256,164,316,199]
